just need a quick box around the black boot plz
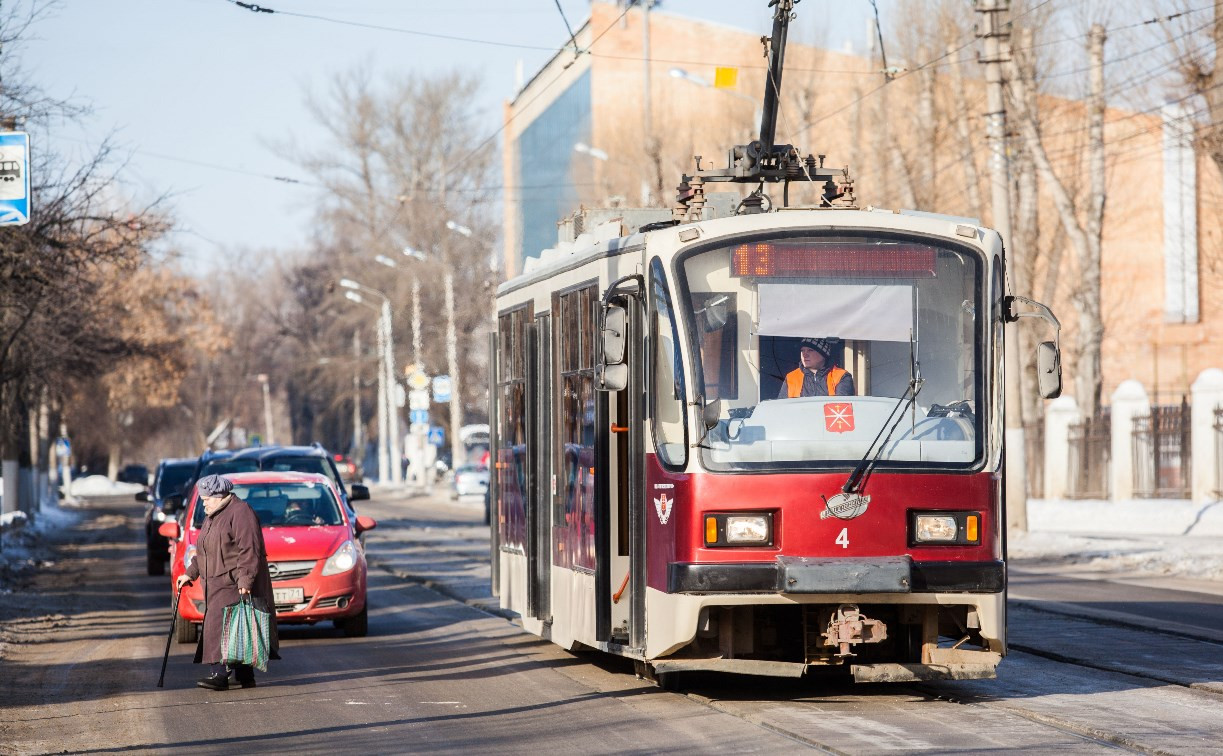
[196,670,230,691]
[232,664,256,689]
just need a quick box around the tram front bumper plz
[667,558,1005,594]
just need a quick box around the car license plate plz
[274,587,304,604]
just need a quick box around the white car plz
[451,465,489,499]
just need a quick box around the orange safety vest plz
[785,366,847,398]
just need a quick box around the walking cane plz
[158,582,187,688]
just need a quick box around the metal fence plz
[1066,412,1110,499]
[1132,400,1191,498]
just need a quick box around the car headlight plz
[704,512,774,547]
[154,509,166,523]
[911,512,980,545]
[184,545,196,570]
[322,540,358,576]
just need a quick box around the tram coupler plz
[822,604,887,658]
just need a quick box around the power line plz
[221,0,561,52]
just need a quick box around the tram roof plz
[497,207,996,299]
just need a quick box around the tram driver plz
[776,337,856,398]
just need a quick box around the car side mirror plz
[596,303,629,392]
[354,515,377,534]
[158,521,181,540]
[135,491,150,503]
[702,401,721,430]
[1036,341,1062,399]
[350,484,370,501]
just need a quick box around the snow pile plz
[1016,498,1223,582]
[67,475,144,497]
[1,511,28,530]
[1028,498,1223,537]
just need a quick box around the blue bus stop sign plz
[0,132,31,226]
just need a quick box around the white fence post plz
[1110,380,1150,501]
[1043,395,1081,500]
[1190,368,1223,503]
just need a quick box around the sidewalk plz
[1012,498,1223,585]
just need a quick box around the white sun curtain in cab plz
[677,235,984,472]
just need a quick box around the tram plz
[489,0,1061,684]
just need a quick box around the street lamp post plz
[341,278,403,485]
[441,221,469,474]
[344,291,389,484]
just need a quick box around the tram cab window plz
[650,258,688,468]
[678,235,984,472]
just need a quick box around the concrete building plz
[502,2,1223,481]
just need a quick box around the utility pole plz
[352,330,362,461]
[382,299,403,484]
[976,0,1027,532]
[258,374,274,445]
[444,270,462,473]
[375,309,390,484]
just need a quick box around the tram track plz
[373,518,1223,752]
[909,684,1178,756]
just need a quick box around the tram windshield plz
[677,233,985,472]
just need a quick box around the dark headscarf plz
[197,474,233,498]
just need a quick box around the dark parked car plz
[136,458,195,575]
[118,463,150,485]
[186,444,369,518]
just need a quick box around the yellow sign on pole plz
[714,67,739,90]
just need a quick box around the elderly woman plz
[176,474,279,690]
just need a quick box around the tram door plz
[525,316,551,621]
[597,293,646,649]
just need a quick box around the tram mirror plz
[1036,341,1062,399]
[702,401,721,430]
[601,304,627,365]
[597,363,629,392]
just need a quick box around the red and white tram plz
[489,1,1060,684]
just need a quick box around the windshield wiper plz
[843,330,923,494]
[841,376,923,494]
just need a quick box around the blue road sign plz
[410,409,429,425]
[432,375,451,403]
[428,426,445,446]
[0,132,31,226]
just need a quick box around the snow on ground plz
[66,475,144,497]
[1013,498,1223,583]
[0,498,82,590]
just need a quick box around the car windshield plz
[264,456,341,488]
[156,464,194,498]
[201,459,259,476]
[192,482,343,528]
[678,233,984,472]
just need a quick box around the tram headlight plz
[914,515,957,542]
[910,512,981,545]
[705,512,774,547]
[726,516,770,543]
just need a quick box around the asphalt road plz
[1,489,1222,754]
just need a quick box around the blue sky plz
[20,1,876,272]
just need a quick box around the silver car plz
[451,465,489,499]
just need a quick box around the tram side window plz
[650,258,688,468]
[496,306,531,551]
[555,285,598,571]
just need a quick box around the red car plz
[159,471,377,643]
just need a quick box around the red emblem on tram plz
[824,402,854,433]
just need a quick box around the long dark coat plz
[185,494,280,665]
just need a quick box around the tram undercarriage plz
[641,591,1004,683]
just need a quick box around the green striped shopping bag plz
[220,595,271,672]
